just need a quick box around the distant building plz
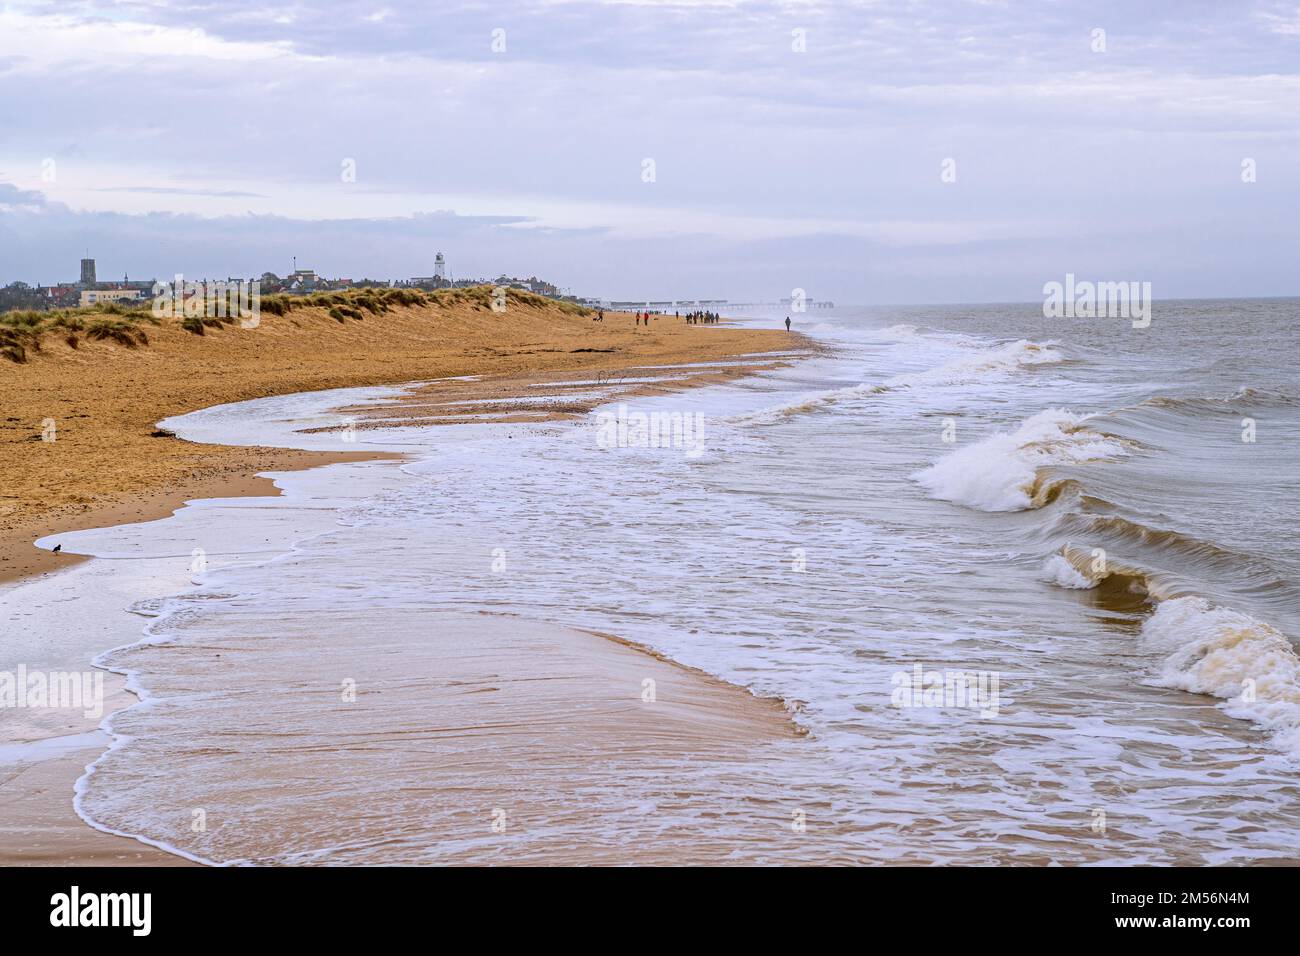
[495,274,560,297]
[80,288,144,307]
[286,269,321,291]
[80,258,96,288]
[434,252,446,281]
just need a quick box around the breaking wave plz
[732,337,1064,425]
[884,339,1063,388]
[1040,545,1169,611]
[914,409,1129,512]
[1142,597,1300,756]
[1040,541,1300,755]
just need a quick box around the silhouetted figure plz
[785,316,791,331]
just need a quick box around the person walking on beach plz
[785,316,791,331]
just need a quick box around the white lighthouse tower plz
[434,252,446,282]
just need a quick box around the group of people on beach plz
[629,309,718,326]
[602,309,791,331]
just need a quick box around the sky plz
[0,0,1297,303]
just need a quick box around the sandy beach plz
[9,292,1300,867]
[0,291,808,865]
[0,292,798,583]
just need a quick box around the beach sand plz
[0,748,195,865]
[0,296,809,865]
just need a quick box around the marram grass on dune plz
[0,285,591,361]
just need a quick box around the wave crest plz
[915,409,1128,512]
[886,339,1063,388]
[1141,385,1300,412]
[732,338,1063,426]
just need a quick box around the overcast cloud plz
[1,0,1296,302]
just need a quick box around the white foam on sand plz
[156,384,420,451]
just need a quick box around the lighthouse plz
[434,252,446,282]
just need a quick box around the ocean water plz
[20,298,1300,864]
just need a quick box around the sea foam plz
[1142,596,1300,755]
[885,339,1062,388]
[731,338,1063,426]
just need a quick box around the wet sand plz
[0,748,195,866]
[0,450,403,584]
[73,612,803,865]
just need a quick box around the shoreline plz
[1,307,814,865]
[0,746,197,866]
[0,448,405,585]
[2,297,805,588]
[67,611,804,866]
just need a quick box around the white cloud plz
[0,9,300,70]
[1257,4,1300,34]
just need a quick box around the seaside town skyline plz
[0,254,835,313]
[0,252,573,311]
